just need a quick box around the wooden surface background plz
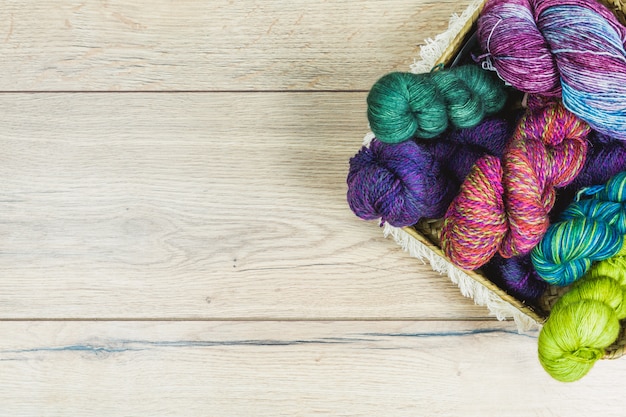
[2,1,626,415]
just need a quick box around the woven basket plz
[394,0,626,360]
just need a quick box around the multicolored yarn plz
[532,217,624,286]
[538,250,626,382]
[366,65,508,144]
[346,118,511,227]
[441,99,589,270]
[531,171,626,286]
[481,253,547,301]
[477,0,626,140]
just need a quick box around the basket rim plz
[404,225,547,324]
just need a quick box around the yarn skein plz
[346,118,511,227]
[477,0,626,140]
[538,251,626,382]
[366,65,508,144]
[531,170,626,286]
[441,99,589,270]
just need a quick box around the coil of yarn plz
[346,118,511,227]
[532,170,626,285]
[538,251,626,382]
[440,99,589,270]
[366,65,508,144]
[477,0,626,140]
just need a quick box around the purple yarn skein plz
[347,139,451,227]
[347,117,510,227]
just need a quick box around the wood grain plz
[0,0,471,91]
[5,1,625,413]
[1,320,625,416]
[0,93,487,319]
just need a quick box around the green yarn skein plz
[366,65,508,144]
[538,248,626,382]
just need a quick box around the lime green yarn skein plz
[538,252,626,382]
[366,65,508,144]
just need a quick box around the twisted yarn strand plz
[367,65,508,144]
[500,101,590,256]
[441,99,589,270]
[477,0,626,139]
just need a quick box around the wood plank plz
[0,0,471,91]
[0,92,488,319]
[1,320,624,416]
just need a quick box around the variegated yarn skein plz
[441,98,589,270]
[477,0,626,139]
[532,170,626,286]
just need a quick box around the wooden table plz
[1,1,625,415]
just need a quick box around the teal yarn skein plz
[531,218,623,286]
[531,171,626,286]
[367,65,508,144]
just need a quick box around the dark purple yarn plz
[481,254,547,302]
[567,130,626,190]
[423,116,510,181]
[551,130,626,221]
[346,117,511,227]
[437,115,509,156]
